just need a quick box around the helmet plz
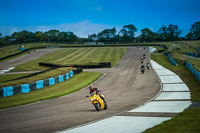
[89,85,93,90]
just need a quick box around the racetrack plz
[0,47,160,133]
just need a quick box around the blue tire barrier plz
[49,78,55,86]
[59,75,64,82]
[187,51,199,57]
[199,72,200,81]
[185,61,200,82]
[167,53,177,66]
[195,69,198,78]
[0,69,82,98]
[36,80,44,90]
[198,48,200,52]
[3,86,14,97]
[21,84,30,93]
[70,71,74,77]
[66,73,69,80]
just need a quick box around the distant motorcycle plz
[143,54,146,59]
[146,63,150,70]
[141,65,145,74]
[140,58,144,64]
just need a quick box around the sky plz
[0,0,200,37]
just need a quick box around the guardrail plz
[185,61,200,82]
[0,68,82,97]
[166,52,177,66]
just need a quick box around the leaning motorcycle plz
[88,91,107,111]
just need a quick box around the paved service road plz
[0,47,160,133]
[0,49,56,70]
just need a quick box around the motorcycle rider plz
[146,62,150,70]
[143,54,146,59]
[140,58,144,64]
[89,85,105,101]
[141,64,145,73]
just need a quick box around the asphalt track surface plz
[0,47,160,133]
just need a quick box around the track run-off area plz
[0,47,161,133]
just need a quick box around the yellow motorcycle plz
[87,91,107,111]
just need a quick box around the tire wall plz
[0,68,82,98]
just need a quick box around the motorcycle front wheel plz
[94,103,101,111]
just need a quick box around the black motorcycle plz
[141,65,145,74]
[143,54,146,59]
[146,63,150,70]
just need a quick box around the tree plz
[186,32,193,40]
[65,32,78,42]
[46,30,60,42]
[0,32,3,46]
[190,21,200,40]
[140,28,153,42]
[167,24,181,41]
[139,28,162,42]
[57,32,67,42]
[10,30,36,44]
[35,31,43,42]
[159,24,181,41]
[3,36,11,45]
[119,24,137,42]
[97,27,116,42]
[88,34,97,41]
[159,25,168,41]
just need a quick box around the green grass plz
[0,45,21,58]
[13,47,128,71]
[172,52,200,71]
[0,67,74,88]
[177,40,200,48]
[0,72,102,109]
[0,73,30,83]
[144,108,200,133]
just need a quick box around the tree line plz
[0,21,199,46]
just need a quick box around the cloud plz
[0,20,122,38]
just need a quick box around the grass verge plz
[144,108,200,133]
[0,72,102,109]
[0,73,30,83]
